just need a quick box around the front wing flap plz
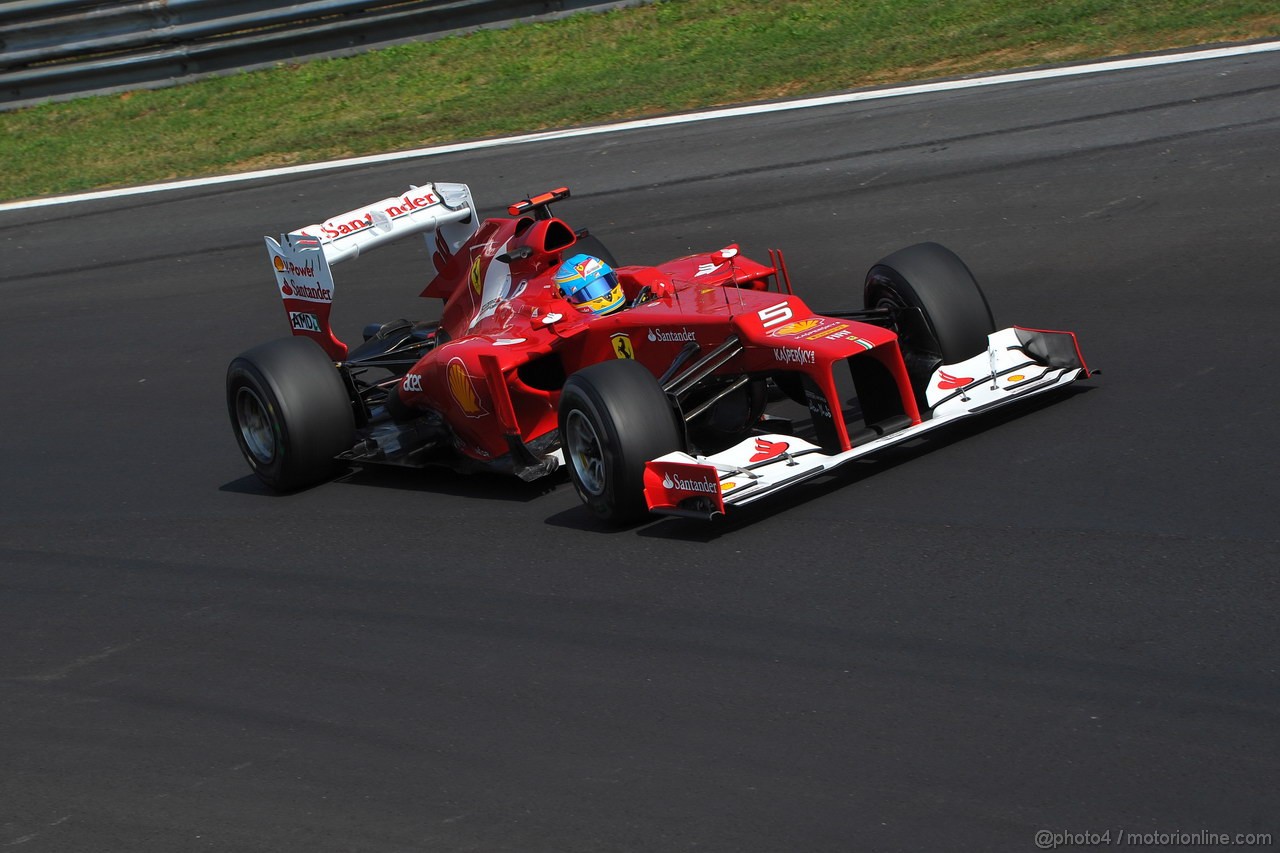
[644,327,1090,520]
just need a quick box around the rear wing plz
[264,182,478,359]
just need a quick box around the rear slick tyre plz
[227,336,356,491]
[559,359,683,524]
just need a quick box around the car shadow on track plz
[222,385,1095,528]
[334,465,563,503]
[218,464,565,504]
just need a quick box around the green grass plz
[1,0,1275,201]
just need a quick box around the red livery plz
[228,182,1091,521]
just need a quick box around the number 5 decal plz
[758,301,793,328]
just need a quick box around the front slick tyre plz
[559,359,683,524]
[227,336,356,491]
[864,242,995,365]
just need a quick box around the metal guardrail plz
[0,0,640,110]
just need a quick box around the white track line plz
[4,40,1278,212]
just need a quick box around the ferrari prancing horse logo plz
[610,333,635,360]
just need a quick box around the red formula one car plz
[227,182,1090,521]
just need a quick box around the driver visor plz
[565,270,619,304]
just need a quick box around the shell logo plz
[273,256,285,272]
[447,358,488,418]
[773,318,823,337]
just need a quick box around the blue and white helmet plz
[553,253,624,316]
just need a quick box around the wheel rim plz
[564,409,607,497]
[235,386,277,465]
[875,289,940,358]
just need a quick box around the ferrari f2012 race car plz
[227,182,1090,521]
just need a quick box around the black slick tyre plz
[226,336,356,491]
[559,359,683,523]
[864,242,996,365]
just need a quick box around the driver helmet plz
[554,253,624,316]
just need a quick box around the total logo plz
[288,311,321,332]
[402,373,423,393]
[647,328,697,343]
[773,347,816,366]
[660,472,719,494]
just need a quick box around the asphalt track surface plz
[2,50,1278,852]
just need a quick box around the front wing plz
[644,327,1090,519]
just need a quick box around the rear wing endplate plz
[264,182,478,360]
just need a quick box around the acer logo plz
[402,373,423,392]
